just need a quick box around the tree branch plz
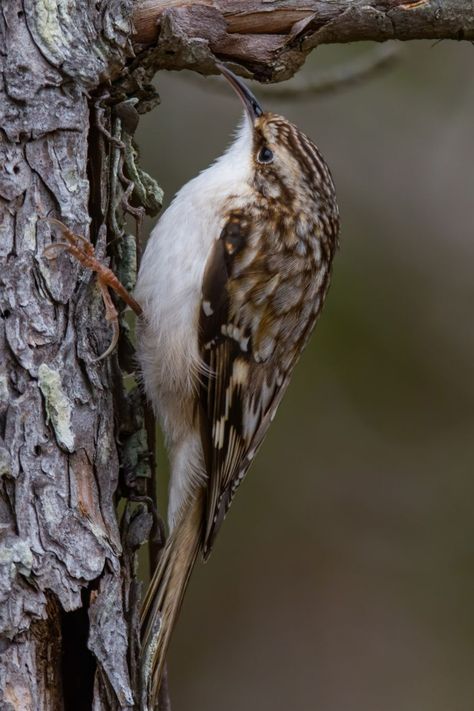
[132,0,474,82]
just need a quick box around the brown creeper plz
[136,64,340,703]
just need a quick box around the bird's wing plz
[198,210,323,556]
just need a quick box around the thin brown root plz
[43,216,144,361]
[92,318,120,362]
[42,242,74,258]
[92,280,120,361]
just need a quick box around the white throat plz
[181,115,253,202]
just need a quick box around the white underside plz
[135,118,253,527]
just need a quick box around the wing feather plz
[199,210,327,556]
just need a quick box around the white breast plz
[135,118,253,429]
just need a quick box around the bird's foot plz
[43,218,143,361]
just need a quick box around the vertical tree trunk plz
[0,2,160,708]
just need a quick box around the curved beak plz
[216,62,263,123]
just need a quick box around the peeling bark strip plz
[0,1,139,709]
[133,0,474,80]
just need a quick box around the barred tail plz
[140,492,204,709]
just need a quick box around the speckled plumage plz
[199,115,338,553]
[137,72,339,705]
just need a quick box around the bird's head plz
[217,62,337,212]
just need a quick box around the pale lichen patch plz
[0,375,8,403]
[38,364,75,452]
[23,213,38,252]
[0,538,34,578]
[0,447,12,478]
[34,0,66,58]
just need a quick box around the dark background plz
[137,41,474,711]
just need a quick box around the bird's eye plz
[257,146,274,164]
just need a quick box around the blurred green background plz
[136,41,474,711]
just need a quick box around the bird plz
[46,63,340,707]
[136,63,339,704]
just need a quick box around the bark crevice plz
[60,588,97,711]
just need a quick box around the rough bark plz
[0,1,160,709]
[132,0,474,81]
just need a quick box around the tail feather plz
[140,492,204,708]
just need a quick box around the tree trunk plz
[0,0,472,709]
[0,2,159,709]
